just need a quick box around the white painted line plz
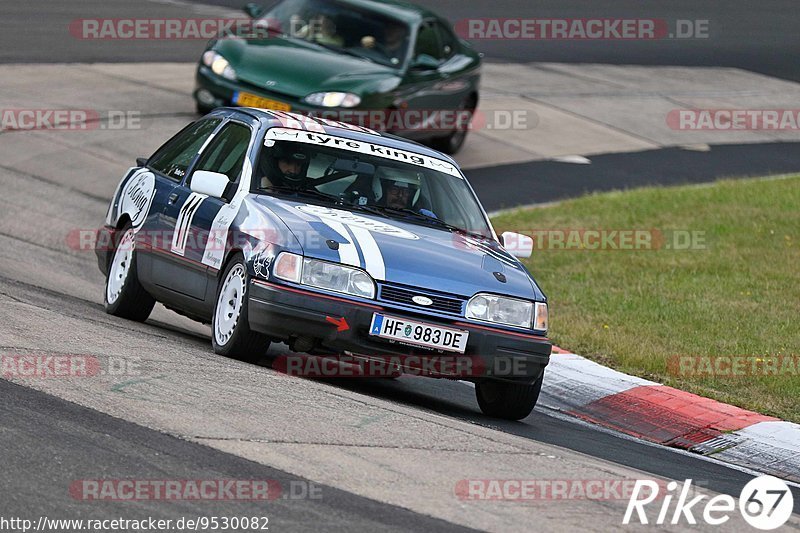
[537,404,800,489]
[735,421,800,453]
[551,155,591,164]
[540,352,656,411]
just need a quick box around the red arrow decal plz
[325,316,349,332]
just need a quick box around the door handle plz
[168,192,180,204]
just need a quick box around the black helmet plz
[268,143,310,185]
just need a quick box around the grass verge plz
[492,175,800,422]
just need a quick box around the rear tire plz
[212,253,270,362]
[104,224,156,322]
[475,372,544,420]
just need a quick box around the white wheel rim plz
[106,228,135,304]
[215,263,246,346]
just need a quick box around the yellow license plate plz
[234,91,291,112]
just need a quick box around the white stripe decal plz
[350,226,386,281]
[324,220,361,268]
[171,193,206,256]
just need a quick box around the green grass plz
[492,175,800,422]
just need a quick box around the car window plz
[259,0,410,68]
[433,21,458,59]
[307,152,358,195]
[148,119,221,181]
[414,22,443,62]
[255,139,492,237]
[189,122,252,186]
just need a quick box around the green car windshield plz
[255,139,493,238]
[258,0,411,67]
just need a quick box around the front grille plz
[378,284,465,315]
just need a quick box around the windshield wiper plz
[359,205,487,239]
[261,185,341,204]
[310,41,376,63]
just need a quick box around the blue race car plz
[96,108,550,420]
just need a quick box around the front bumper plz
[193,67,429,139]
[248,279,551,383]
[194,65,316,113]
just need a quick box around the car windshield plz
[254,138,493,238]
[257,0,411,68]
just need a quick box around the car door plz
[161,120,254,302]
[430,19,477,106]
[399,20,469,137]
[138,117,223,298]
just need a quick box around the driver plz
[375,169,419,209]
[384,180,415,209]
[263,144,310,188]
[374,168,436,218]
[360,23,407,64]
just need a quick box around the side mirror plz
[243,3,265,19]
[501,231,533,259]
[191,171,229,199]
[410,54,439,72]
[136,157,148,167]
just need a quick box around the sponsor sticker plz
[265,128,461,178]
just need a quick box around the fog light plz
[197,89,215,105]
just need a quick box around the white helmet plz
[373,167,422,207]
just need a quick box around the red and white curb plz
[539,347,800,483]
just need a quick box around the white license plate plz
[369,314,469,353]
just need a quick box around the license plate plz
[234,91,291,111]
[369,314,469,353]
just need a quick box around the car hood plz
[254,197,543,301]
[217,38,399,99]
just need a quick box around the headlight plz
[304,92,361,108]
[466,293,534,329]
[273,252,375,299]
[202,51,237,80]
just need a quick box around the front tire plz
[430,97,476,154]
[195,100,214,115]
[212,254,270,362]
[104,224,156,322]
[475,372,544,420]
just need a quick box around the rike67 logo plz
[624,476,794,530]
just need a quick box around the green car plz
[193,0,481,154]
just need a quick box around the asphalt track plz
[4,0,800,207]
[0,378,474,532]
[470,141,800,211]
[6,0,799,82]
[2,0,800,530]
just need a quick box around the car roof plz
[324,0,438,23]
[218,107,461,168]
